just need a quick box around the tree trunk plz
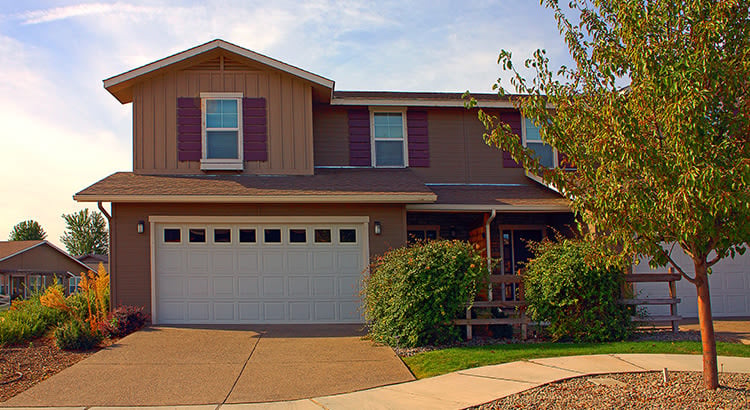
[694,258,718,390]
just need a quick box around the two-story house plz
[74,39,578,325]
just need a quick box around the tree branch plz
[659,246,696,284]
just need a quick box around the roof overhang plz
[74,193,437,204]
[331,96,516,108]
[104,39,334,104]
[405,204,572,213]
[0,240,93,272]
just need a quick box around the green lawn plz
[402,341,750,379]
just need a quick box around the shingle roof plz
[415,184,571,211]
[0,240,44,260]
[74,169,437,203]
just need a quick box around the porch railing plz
[0,294,9,309]
[455,268,682,340]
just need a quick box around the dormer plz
[104,39,334,175]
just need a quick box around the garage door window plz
[164,228,181,243]
[314,229,332,243]
[189,228,206,243]
[214,228,231,243]
[289,229,307,243]
[239,228,256,243]
[264,228,282,243]
[339,229,357,243]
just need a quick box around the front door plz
[499,228,544,301]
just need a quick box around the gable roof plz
[104,39,335,104]
[331,91,519,108]
[0,240,92,271]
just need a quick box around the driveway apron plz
[2,325,414,407]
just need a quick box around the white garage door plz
[635,246,750,318]
[153,220,367,324]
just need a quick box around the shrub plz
[0,290,68,346]
[523,238,634,342]
[54,319,103,350]
[363,240,487,347]
[103,306,149,338]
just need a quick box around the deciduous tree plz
[469,0,749,389]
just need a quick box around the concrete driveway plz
[3,325,414,407]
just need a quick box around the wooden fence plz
[0,294,9,309]
[456,268,682,340]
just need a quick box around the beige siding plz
[0,245,87,274]
[312,106,528,184]
[133,61,315,175]
[111,203,406,316]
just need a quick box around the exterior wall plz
[111,202,407,315]
[0,245,88,274]
[313,105,528,184]
[133,55,314,175]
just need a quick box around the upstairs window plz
[523,117,555,168]
[201,93,243,170]
[371,111,407,167]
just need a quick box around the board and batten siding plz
[132,69,314,175]
[312,106,528,184]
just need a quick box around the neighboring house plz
[75,39,746,325]
[76,253,109,273]
[0,240,92,299]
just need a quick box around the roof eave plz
[405,203,572,212]
[74,193,437,204]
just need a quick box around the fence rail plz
[456,268,683,339]
[0,294,9,308]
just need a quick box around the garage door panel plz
[238,277,260,297]
[288,276,310,297]
[725,272,746,290]
[726,295,747,314]
[156,222,366,324]
[262,276,285,297]
[213,276,235,298]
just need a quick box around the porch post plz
[485,209,496,301]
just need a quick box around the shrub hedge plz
[523,238,634,342]
[363,240,486,347]
[0,291,67,346]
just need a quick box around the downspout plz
[97,201,114,310]
[485,209,497,301]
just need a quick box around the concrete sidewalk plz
[3,354,749,410]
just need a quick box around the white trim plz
[405,204,571,212]
[370,108,408,168]
[75,193,437,203]
[148,216,370,224]
[201,94,243,170]
[149,220,157,324]
[331,97,516,108]
[201,92,243,98]
[103,40,334,90]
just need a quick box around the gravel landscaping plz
[471,371,750,410]
[0,336,97,402]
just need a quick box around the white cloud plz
[16,2,162,25]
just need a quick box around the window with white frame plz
[69,276,81,294]
[371,111,407,167]
[28,275,44,293]
[523,117,556,168]
[201,93,243,170]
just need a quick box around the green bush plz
[363,240,486,347]
[54,319,103,350]
[0,291,68,346]
[523,238,634,342]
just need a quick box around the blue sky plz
[0,1,573,248]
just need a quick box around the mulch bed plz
[470,371,750,410]
[0,336,98,402]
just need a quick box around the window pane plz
[339,229,357,243]
[164,228,181,243]
[239,229,256,243]
[314,229,331,243]
[207,99,238,128]
[189,228,206,243]
[264,229,281,243]
[425,230,438,240]
[525,118,542,141]
[289,229,307,243]
[375,141,404,166]
[373,113,403,138]
[214,229,231,243]
[528,142,555,168]
[206,131,239,159]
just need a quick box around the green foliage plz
[54,319,103,350]
[61,209,109,256]
[8,220,47,241]
[0,291,67,346]
[363,240,487,347]
[523,238,633,342]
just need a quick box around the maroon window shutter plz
[497,111,523,168]
[407,110,429,167]
[243,98,267,161]
[177,97,201,161]
[348,109,371,166]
